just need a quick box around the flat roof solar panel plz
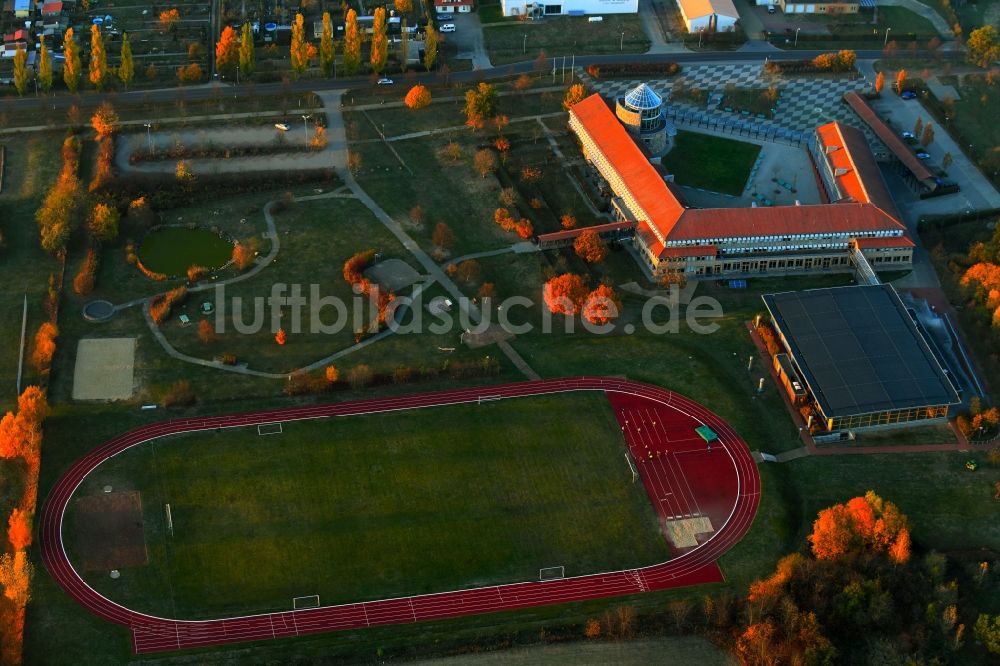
[762,285,959,417]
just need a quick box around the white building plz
[675,0,739,32]
[499,0,638,18]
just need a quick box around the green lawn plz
[64,392,666,619]
[782,6,940,39]
[660,131,761,196]
[785,452,1000,551]
[483,15,650,65]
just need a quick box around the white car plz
[440,23,455,33]
[274,123,290,131]
[376,78,394,85]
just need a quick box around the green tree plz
[967,26,1000,69]
[118,32,134,89]
[424,22,438,72]
[464,82,498,129]
[343,9,361,75]
[290,13,309,75]
[974,614,1000,655]
[38,36,52,92]
[320,12,335,77]
[88,203,120,242]
[63,27,82,93]
[88,23,107,90]
[239,22,255,77]
[370,7,388,75]
[13,44,28,96]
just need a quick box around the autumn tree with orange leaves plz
[574,229,607,263]
[729,493,978,664]
[30,322,58,375]
[0,386,49,665]
[404,84,432,109]
[582,285,622,325]
[543,274,588,315]
[215,26,239,77]
[563,83,587,110]
[7,509,31,551]
[809,491,911,563]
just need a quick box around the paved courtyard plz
[584,63,877,147]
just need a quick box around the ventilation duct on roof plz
[826,145,839,154]
[834,167,850,176]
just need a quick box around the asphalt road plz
[0,49,961,115]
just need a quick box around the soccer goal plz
[292,595,320,609]
[258,423,283,436]
[477,395,502,405]
[539,566,565,581]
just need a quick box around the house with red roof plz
[567,93,914,279]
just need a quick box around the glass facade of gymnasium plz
[825,405,949,432]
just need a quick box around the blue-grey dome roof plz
[622,83,662,111]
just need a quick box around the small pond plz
[138,227,232,277]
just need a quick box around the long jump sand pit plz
[664,516,715,549]
[72,338,136,401]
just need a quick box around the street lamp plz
[794,28,800,46]
[301,114,311,136]
[620,31,625,51]
[523,33,527,54]
[236,64,240,85]
[884,26,891,47]
[144,123,153,156]
[699,29,704,48]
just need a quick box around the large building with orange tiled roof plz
[567,93,915,279]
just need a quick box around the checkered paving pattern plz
[581,63,885,152]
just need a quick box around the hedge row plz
[586,62,680,79]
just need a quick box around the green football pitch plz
[65,393,668,620]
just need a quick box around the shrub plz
[149,285,187,324]
[231,240,257,271]
[162,380,195,407]
[197,319,215,344]
[585,62,680,79]
[404,84,432,109]
[347,364,374,389]
[176,63,204,84]
[89,136,115,192]
[73,247,99,295]
[186,265,208,283]
[30,322,58,374]
[285,369,326,395]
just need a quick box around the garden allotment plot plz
[65,393,667,620]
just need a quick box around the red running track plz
[39,377,761,654]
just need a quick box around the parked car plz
[768,4,776,13]
[901,131,916,142]
[440,23,456,32]
[901,91,917,100]
[377,78,394,85]
[915,151,931,160]
[274,123,290,131]
[436,13,452,19]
